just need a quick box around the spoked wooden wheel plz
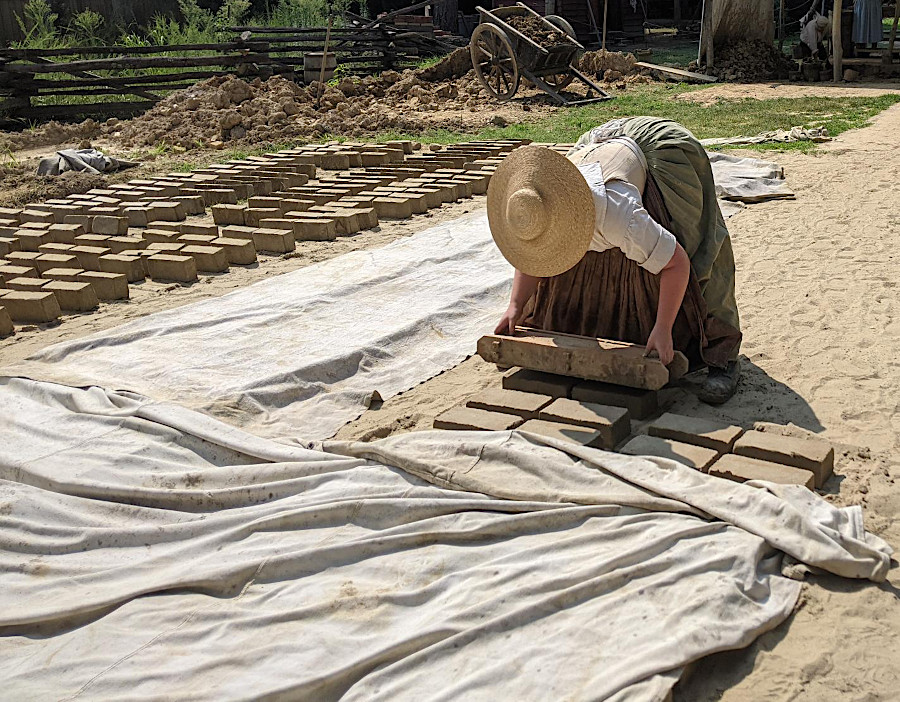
[542,15,576,90]
[470,23,520,102]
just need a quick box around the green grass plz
[371,85,900,154]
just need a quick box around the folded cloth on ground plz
[0,377,890,701]
[36,148,139,176]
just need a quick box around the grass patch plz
[374,85,900,153]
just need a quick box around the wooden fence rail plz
[0,20,453,124]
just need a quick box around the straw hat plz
[487,145,596,278]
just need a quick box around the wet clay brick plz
[372,197,412,219]
[212,237,257,265]
[42,267,83,282]
[538,398,630,449]
[571,380,658,420]
[16,230,53,251]
[5,277,47,293]
[251,228,295,253]
[147,254,198,283]
[619,435,719,472]
[77,271,129,300]
[91,215,129,236]
[517,419,606,448]
[146,201,186,222]
[181,245,229,273]
[99,254,144,282]
[71,245,110,271]
[0,290,60,323]
[43,280,99,311]
[733,431,833,488]
[466,388,553,419]
[709,454,815,489]
[649,413,744,452]
[143,229,182,244]
[434,406,523,431]
[503,368,575,398]
[35,253,80,273]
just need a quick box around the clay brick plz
[43,280,99,311]
[42,267,84,283]
[181,245,229,273]
[571,380,658,420]
[142,229,182,244]
[648,413,744,452]
[7,250,41,267]
[146,201,186,222]
[0,307,12,337]
[16,229,53,251]
[503,368,575,398]
[539,398,630,449]
[71,245,109,271]
[6,277,48,293]
[290,219,336,242]
[180,222,219,237]
[99,254,145,282]
[372,197,412,219]
[466,388,553,419]
[0,290,60,322]
[248,228,293,253]
[433,406,523,431]
[709,454,815,489]
[92,215,129,236]
[64,214,95,232]
[147,242,184,255]
[178,234,217,245]
[74,234,111,247]
[320,153,351,170]
[35,253,80,273]
[47,223,84,243]
[0,264,38,281]
[245,208,282,227]
[517,419,606,448]
[147,254,198,283]
[146,221,183,233]
[732,431,833,488]
[77,271,129,300]
[173,195,205,215]
[122,206,149,227]
[619,435,719,472]
[0,236,20,255]
[20,209,55,224]
[220,225,257,240]
[105,236,146,254]
[212,237,257,265]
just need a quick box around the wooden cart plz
[470,2,611,105]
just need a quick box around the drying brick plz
[433,406,523,431]
[619,435,719,472]
[466,388,553,419]
[733,430,833,488]
[709,454,815,489]
[503,368,575,398]
[517,419,606,448]
[648,413,744,452]
[571,380,658,420]
[538,398,630,449]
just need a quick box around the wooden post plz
[674,0,681,23]
[602,0,608,50]
[778,0,785,51]
[316,17,332,105]
[886,0,899,64]
[702,0,714,68]
[832,0,842,81]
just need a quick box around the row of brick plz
[433,372,834,491]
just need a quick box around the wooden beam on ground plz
[634,61,718,82]
[477,327,688,391]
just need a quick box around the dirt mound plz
[577,49,654,84]
[505,15,572,47]
[690,40,793,82]
[0,120,100,153]
[418,46,473,82]
[111,68,500,148]
[0,167,107,208]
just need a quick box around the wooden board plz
[634,62,717,83]
[477,327,689,391]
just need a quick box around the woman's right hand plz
[494,303,522,335]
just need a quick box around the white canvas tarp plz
[0,377,890,700]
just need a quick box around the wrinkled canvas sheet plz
[708,152,796,203]
[8,212,512,440]
[0,377,890,701]
[701,126,830,148]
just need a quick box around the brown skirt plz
[520,174,741,369]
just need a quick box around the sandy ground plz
[678,81,900,104]
[335,104,900,700]
[2,100,899,699]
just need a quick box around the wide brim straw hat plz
[487,145,595,278]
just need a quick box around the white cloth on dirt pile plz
[5,211,512,441]
[707,152,796,202]
[0,377,891,701]
[36,148,138,176]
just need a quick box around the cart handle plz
[474,5,550,55]
[516,2,586,51]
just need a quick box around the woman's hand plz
[645,323,674,365]
[495,303,522,335]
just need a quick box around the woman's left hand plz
[645,324,674,365]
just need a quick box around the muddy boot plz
[698,360,741,405]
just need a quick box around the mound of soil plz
[690,40,794,82]
[577,50,652,84]
[0,167,107,208]
[0,120,101,153]
[504,15,571,48]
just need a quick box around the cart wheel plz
[470,23,520,102]
[543,15,576,91]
